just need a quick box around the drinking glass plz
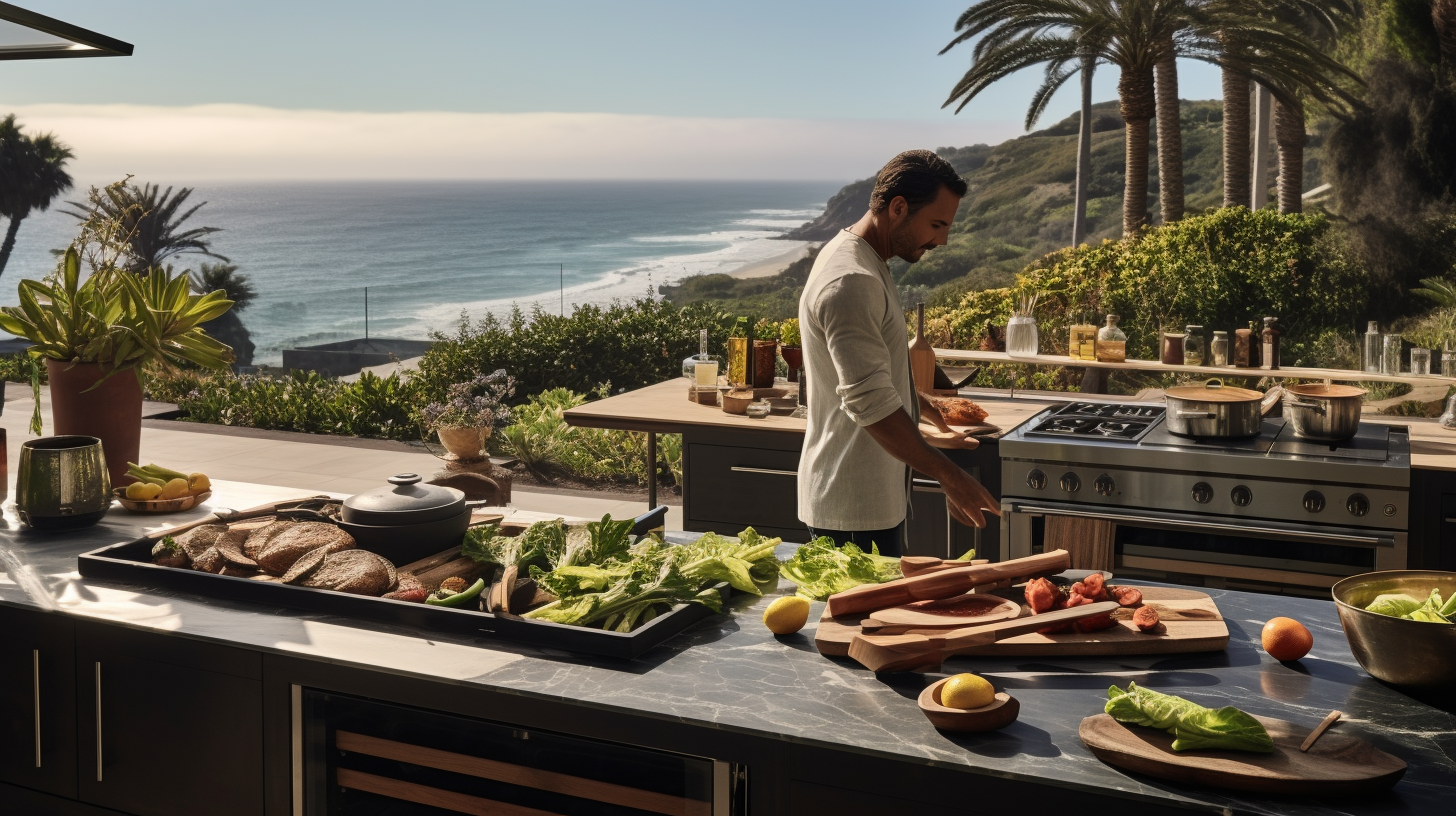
[1445,341,1456,377]
[1411,347,1432,376]
[1006,315,1039,356]
[1382,334,1402,375]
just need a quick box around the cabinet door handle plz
[33,650,41,768]
[95,662,103,782]
[729,466,797,477]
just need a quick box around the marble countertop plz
[1,480,1453,815]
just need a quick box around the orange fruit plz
[1261,617,1313,662]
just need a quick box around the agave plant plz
[0,246,235,431]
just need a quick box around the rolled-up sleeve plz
[815,275,904,427]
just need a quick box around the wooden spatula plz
[848,601,1120,673]
[900,556,990,577]
[909,302,936,395]
[827,550,1070,618]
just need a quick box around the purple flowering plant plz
[418,369,516,430]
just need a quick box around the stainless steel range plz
[999,400,1411,597]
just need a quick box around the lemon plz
[940,673,996,710]
[762,596,811,635]
[188,472,211,494]
[160,477,190,500]
[124,481,153,500]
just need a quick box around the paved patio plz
[1,383,680,527]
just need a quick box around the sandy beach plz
[725,243,810,279]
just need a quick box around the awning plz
[0,1,133,60]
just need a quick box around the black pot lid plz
[342,474,465,526]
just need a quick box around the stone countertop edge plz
[1,512,1453,816]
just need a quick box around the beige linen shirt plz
[797,229,915,530]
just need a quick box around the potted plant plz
[416,369,516,461]
[0,247,236,485]
[779,318,802,382]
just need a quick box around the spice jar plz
[1233,325,1254,368]
[1069,316,1097,361]
[1160,331,1186,366]
[1211,331,1229,366]
[1260,316,1281,371]
[1096,314,1127,362]
[1184,325,1205,366]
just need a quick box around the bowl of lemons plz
[114,462,212,513]
[918,673,1019,732]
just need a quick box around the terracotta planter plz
[753,340,777,389]
[45,359,141,488]
[437,426,489,460]
[780,346,803,383]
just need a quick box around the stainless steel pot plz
[1163,379,1274,438]
[1284,383,1365,442]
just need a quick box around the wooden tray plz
[815,586,1228,657]
[112,488,212,513]
[1079,713,1406,795]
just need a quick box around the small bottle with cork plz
[1095,314,1127,362]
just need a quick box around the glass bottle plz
[1248,320,1262,368]
[1260,317,1281,371]
[1096,314,1127,362]
[683,329,708,380]
[1233,325,1254,368]
[727,318,749,387]
[1184,324,1205,366]
[1364,321,1382,374]
[1382,333,1402,375]
[1211,330,1229,366]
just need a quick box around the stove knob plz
[1346,493,1370,518]
[1094,474,1116,497]
[1059,472,1081,494]
[1384,503,1397,517]
[1027,469,1047,490]
[1191,482,1214,504]
[1230,485,1253,507]
[1303,490,1326,514]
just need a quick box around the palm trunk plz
[1436,0,1456,68]
[1221,65,1252,208]
[1119,67,1156,238]
[1154,44,1184,224]
[1274,96,1307,214]
[0,215,23,280]
[1072,56,1095,246]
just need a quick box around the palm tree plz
[191,262,257,311]
[945,0,1202,239]
[941,3,1106,245]
[64,182,228,274]
[1154,40,1184,223]
[1209,0,1361,210]
[0,115,74,280]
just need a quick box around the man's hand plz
[939,466,1000,528]
[863,408,1000,528]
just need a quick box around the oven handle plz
[1008,501,1396,549]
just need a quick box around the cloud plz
[0,103,1021,181]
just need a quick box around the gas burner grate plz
[1091,421,1147,439]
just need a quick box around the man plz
[797,149,998,556]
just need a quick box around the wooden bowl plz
[113,488,212,513]
[918,678,1019,732]
[721,390,754,415]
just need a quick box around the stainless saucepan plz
[1284,383,1365,442]
[1164,379,1281,438]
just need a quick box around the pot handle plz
[1203,378,1224,389]
[1176,410,1218,419]
[1286,398,1327,414]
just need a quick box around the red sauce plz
[903,596,1005,617]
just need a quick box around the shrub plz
[943,208,1368,367]
[495,387,680,487]
[0,354,45,384]
[154,369,425,440]
[412,298,738,405]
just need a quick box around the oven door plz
[1002,499,1407,597]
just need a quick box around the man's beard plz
[889,221,930,263]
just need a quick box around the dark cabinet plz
[683,428,809,540]
[75,625,264,816]
[0,605,77,799]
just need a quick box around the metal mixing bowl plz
[1332,570,1456,690]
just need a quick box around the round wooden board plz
[1079,714,1406,795]
[113,489,212,514]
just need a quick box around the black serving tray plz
[77,506,725,660]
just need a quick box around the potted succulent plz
[0,247,236,485]
[779,318,803,382]
[417,369,516,460]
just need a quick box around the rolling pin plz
[848,601,1120,673]
[826,550,1070,618]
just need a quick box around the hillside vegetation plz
[663,99,1329,318]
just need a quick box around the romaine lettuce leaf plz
[1105,683,1273,753]
[1363,593,1423,618]
[779,537,901,600]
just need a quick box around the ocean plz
[0,180,840,366]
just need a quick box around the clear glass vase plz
[1006,315,1039,356]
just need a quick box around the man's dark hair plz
[868,149,968,214]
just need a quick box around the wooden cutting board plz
[1079,714,1406,795]
[814,586,1228,657]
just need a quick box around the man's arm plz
[862,408,1000,528]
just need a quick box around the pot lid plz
[1165,379,1263,403]
[1287,383,1367,399]
[342,474,465,525]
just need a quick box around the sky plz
[0,0,1227,182]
